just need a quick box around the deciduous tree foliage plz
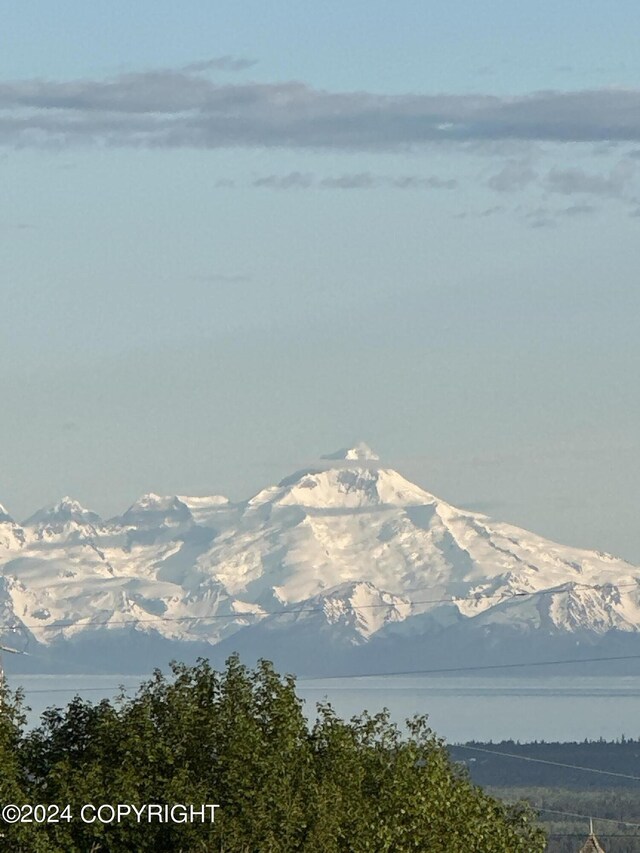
[1,657,546,852]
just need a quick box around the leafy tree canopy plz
[1,657,546,852]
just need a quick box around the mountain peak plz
[321,442,380,462]
[24,496,100,526]
[128,493,176,511]
[267,465,436,510]
[177,494,231,526]
[0,502,14,523]
[119,494,192,528]
[57,496,88,513]
[3,447,640,676]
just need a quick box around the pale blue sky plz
[4,1,640,92]
[1,2,639,561]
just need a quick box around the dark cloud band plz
[2,64,640,149]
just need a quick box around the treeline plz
[487,788,640,853]
[0,656,545,852]
[449,740,640,852]
[449,739,640,788]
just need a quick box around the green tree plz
[5,656,547,852]
[0,680,51,851]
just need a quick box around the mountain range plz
[2,443,639,675]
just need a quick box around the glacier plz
[1,448,639,675]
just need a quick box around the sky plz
[1,1,639,562]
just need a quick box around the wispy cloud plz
[452,205,504,220]
[522,206,557,229]
[389,175,457,189]
[517,201,601,228]
[561,203,597,216]
[180,56,258,73]
[251,172,457,190]
[4,63,640,150]
[487,159,537,191]
[483,154,637,220]
[456,201,599,227]
[319,173,378,189]
[252,172,313,189]
[544,161,634,198]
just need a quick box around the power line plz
[454,743,640,782]
[14,685,128,695]
[10,683,640,791]
[6,650,640,694]
[11,578,639,632]
[545,830,640,841]
[300,651,640,680]
[537,807,640,829]
[499,800,640,833]
[11,681,640,802]
[4,583,640,693]
[12,676,640,795]
[456,748,640,834]
[7,649,640,695]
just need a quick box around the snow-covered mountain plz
[1,446,639,674]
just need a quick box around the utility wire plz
[13,684,640,784]
[536,807,640,829]
[7,648,640,694]
[456,748,640,833]
[9,579,639,632]
[499,799,640,833]
[300,651,640,680]
[7,650,640,695]
[4,580,640,692]
[10,678,640,790]
[453,743,640,782]
[545,830,640,841]
[12,684,130,695]
[10,680,640,798]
